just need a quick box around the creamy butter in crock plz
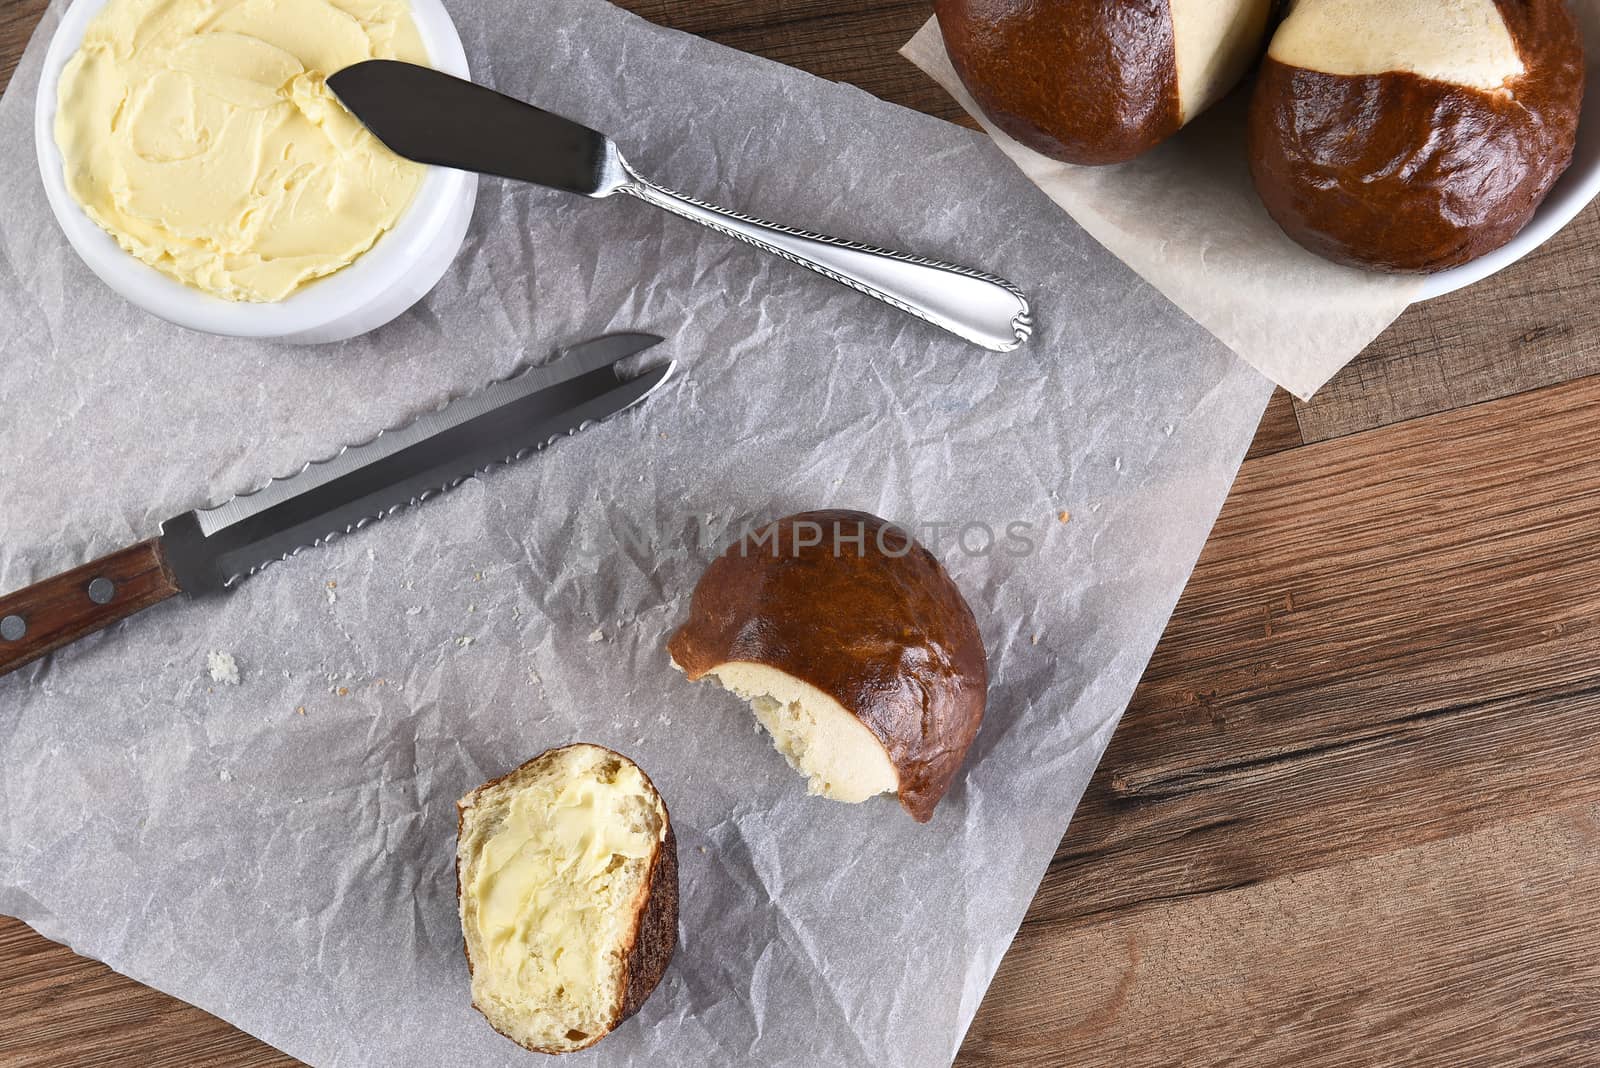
[54,0,428,302]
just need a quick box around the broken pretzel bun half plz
[456,744,677,1054]
[1249,0,1585,272]
[936,0,1277,165]
[668,510,987,823]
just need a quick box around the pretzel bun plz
[1249,0,1585,272]
[667,510,987,823]
[456,744,677,1054]
[936,0,1276,164]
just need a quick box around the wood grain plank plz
[0,0,43,90]
[1244,387,1302,460]
[614,0,969,123]
[958,801,1600,1068]
[0,917,299,1068]
[1038,371,1600,924]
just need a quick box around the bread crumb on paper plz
[1057,510,1071,523]
[206,651,240,686]
[587,629,605,643]
[456,636,475,649]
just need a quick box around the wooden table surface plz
[5,3,1600,1066]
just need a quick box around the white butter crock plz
[33,0,477,343]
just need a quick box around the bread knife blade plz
[327,60,1033,352]
[0,333,675,680]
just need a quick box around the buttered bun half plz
[936,0,1276,165]
[456,744,677,1054]
[1250,0,1585,272]
[668,510,987,823]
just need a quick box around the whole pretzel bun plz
[1249,0,1585,272]
[936,0,1276,165]
[667,510,987,823]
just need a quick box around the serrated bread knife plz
[327,60,1033,353]
[0,333,674,680]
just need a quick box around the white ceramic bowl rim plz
[33,0,474,338]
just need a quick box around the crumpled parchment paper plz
[0,1,1273,1065]
[903,10,1600,401]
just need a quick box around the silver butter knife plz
[328,61,1033,353]
[0,333,674,679]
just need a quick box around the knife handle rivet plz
[88,578,116,605]
[0,615,24,642]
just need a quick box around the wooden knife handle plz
[0,539,181,679]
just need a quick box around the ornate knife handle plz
[0,539,181,679]
[617,160,1033,353]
